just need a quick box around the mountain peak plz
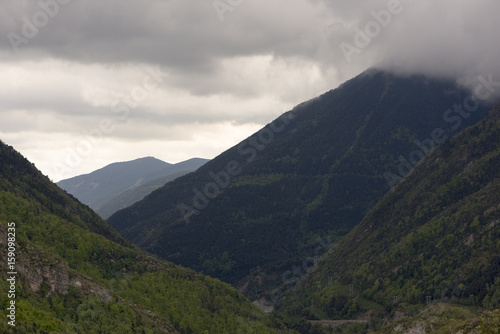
[57,157,209,215]
[108,70,492,297]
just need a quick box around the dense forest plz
[276,105,500,333]
[108,70,492,299]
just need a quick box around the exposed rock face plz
[19,260,70,295]
[0,223,111,301]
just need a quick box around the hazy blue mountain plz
[57,157,208,212]
[107,69,492,297]
[96,170,192,219]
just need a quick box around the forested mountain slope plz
[0,140,289,333]
[108,69,492,296]
[278,104,500,332]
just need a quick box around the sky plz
[1,0,499,181]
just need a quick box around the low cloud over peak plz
[1,0,499,180]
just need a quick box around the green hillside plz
[277,104,500,332]
[0,140,290,333]
[108,69,491,297]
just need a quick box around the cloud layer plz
[1,0,499,180]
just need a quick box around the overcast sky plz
[1,0,499,181]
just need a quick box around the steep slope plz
[96,170,192,219]
[278,104,500,331]
[0,140,290,333]
[57,157,208,210]
[108,69,492,295]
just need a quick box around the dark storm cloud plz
[316,0,500,92]
[1,0,335,103]
[2,0,499,85]
[1,0,499,180]
[1,1,320,71]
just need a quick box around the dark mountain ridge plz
[108,69,492,297]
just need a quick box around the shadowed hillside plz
[108,69,492,298]
[278,104,500,333]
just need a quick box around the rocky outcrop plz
[1,223,111,301]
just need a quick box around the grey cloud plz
[314,0,500,90]
[2,1,317,70]
[1,0,332,102]
[2,0,500,180]
[3,0,500,85]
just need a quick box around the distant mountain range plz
[0,140,289,333]
[278,104,500,333]
[107,69,492,298]
[96,170,192,219]
[57,157,208,218]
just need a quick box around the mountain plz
[277,104,500,332]
[107,69,492,296]
[0,140,290,333]
[96,170,192,219]
[57,157,208,213]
